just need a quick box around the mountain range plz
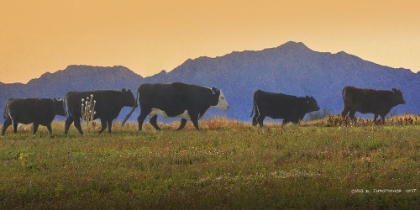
[1,41,419,123]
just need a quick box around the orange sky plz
[1,0,419,84]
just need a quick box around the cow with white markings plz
[122,82,230,131]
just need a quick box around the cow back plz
[5,98,58,125]
[254,90,319,119]
[65,89,135,119]
[138,83,220,117]
[342,86,405,114]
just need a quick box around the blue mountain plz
[1,41,419,122]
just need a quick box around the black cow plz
[2,98,65,136]
[122,82,230,131]
[341,86,405,125]
[250,90,320,127]
[64,89,136,134]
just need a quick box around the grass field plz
[1,116,419,209]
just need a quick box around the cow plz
[64,89,136,135]
[2,98,66,136]
[122,82,230,131]
[341,86,405,125]
[250,90,320,127]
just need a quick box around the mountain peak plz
[336,51,353,57]
[279,41,311,51]
[64,65,131,72]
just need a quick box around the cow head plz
[391,88,406,105]
[121,88,137,107]
[305,96,320,112]
[211,87,230,110]
[53,98,66,116]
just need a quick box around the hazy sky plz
[1,0,419,84]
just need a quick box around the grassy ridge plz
[1,118,420,209]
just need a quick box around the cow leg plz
[191,117,200,131]
[13,122,18,133]
[73,118,84,135]
[99,118,107,134]
[252,116,258,126]
[107,119,113,133]
[281,120,289,128]
[65,117,74,135]
[256,116,265,127]
[46,124,53,136]
[1,118,12,136]
[349,111,358,126]
[341,108,349,126]
[252,108,261,126]
[137,112,149,132]
[149,115,160,130]
[373,114,378,123]
[380,114,386,125]
[187,112,200,130]
[177,119,187,130]
[341,109,349,119]
[298,114,305,125]
[290,116,300,125]
[32,123,39,135]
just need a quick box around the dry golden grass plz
[302,114,420,127]
[4,113,419,134]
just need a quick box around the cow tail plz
[2,100,7,119]
[121,90,139,126]
[63,97,68,118]
[250,91,259,117]
[342,87,347,101]
[250,93,256,117]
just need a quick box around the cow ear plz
[211,87,217,95]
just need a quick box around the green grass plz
[1,119,419,209]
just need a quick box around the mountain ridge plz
[1,41,419,122]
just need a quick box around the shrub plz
[308,109,332,121]
[81,94,97,132]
